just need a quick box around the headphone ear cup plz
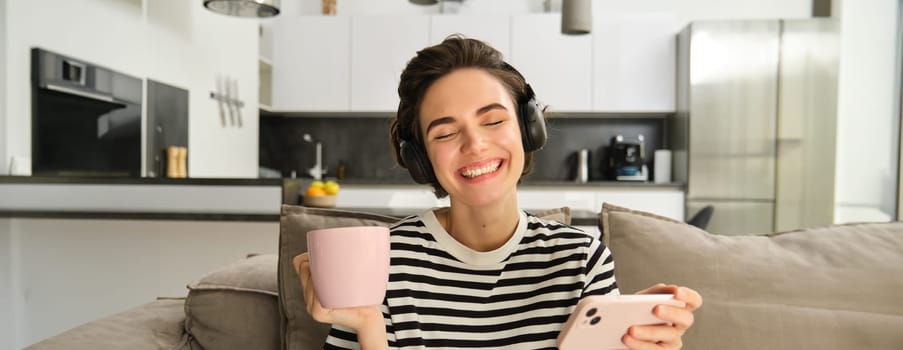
[399,139,435,184]
[519,96,547,152]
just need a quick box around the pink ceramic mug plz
[307,226,390,309]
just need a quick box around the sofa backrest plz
[599,203,903,350]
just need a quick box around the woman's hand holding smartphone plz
[557,294,687,350]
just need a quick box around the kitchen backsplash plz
[259,113,670,183]
[260,114,409,181]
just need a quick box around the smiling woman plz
[293,36,703,350]
[391,55,546,198]
[418,68,526,207]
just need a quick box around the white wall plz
[145,0,260,177]
[4,0,146,174]
[3,0,259,178]
[12,218,278,348]
[0,0,7,176]
[834,0,900,223]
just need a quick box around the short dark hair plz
[390,35,537,198]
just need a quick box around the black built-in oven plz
[31,48,143,177]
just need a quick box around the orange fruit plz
[305,187,327,197]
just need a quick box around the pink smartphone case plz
[557,295,686,350]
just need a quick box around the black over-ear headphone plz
[397,64,548,184]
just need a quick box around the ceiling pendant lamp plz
[562,0,592,35]
[203,0,281,18]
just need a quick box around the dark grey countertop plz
[0,175,282,186]
[0,210,280,222]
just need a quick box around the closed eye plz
[434,132,457,140]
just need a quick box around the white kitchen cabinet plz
[337,185,448,208]
[350,16,430,112]
[510,13,593,112]
[517,188,599,213]
[269,13,678,114]
[516,186,685,221]
[592,14,680,112]
[430,14,511,59]
[272,16,350,111]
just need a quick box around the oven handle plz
[44,83,116,103]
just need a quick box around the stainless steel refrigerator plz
[673,19,840,235]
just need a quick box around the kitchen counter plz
[0,176,677,225]
[0,176,284,221]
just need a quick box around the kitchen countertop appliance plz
[608,134,648,181]
[31,48,143,177]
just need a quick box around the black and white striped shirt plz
[324,209,619,349]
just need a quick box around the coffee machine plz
[608,134,648,181]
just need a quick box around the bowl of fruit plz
[303,180,340,208]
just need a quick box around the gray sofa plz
[26,204,903,350]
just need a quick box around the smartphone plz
[556,294,687,350]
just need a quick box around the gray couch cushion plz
[530,206,571,225]
[25,298,191,350]
[599,203,903,350]
[277,205,572,350]
[278,205,399,350]
[185,254,280,350]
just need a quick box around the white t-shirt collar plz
[420,209,527,266]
